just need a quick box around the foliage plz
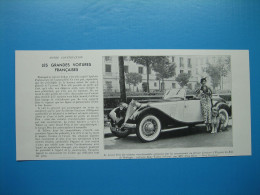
[130,56,167,92]
[152,57,176,90]
[217,56,231,77]
[176,73,190,87]
[125,73,142,91]
[130,56,166,67]
[142,82,148,92]
[155,73,162,81]
[155,73,162,91]
[152,58,176,79]
[206,64,221,89]
[206,56,231,90]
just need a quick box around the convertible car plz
[108,88,231,142]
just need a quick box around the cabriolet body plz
[108,89,231,142]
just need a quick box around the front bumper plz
[107,119,136,129]
[123,123,137,129]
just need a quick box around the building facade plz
[103,56,231,92]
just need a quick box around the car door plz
[183,100,204,123]
[151,100,185,121]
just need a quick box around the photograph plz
[103,55,232,150]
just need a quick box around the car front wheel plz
[110,123,131,138]
[137,115,161,142]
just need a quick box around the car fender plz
[108,107,125,124]
[213,102,231,116]
[129,106,184,128]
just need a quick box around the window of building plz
[154,82,157,87]
[188,70,192,76]
[180,57,184,67]
[138,67,143,74]
[105,64,111,72]
[105,56,111,61]
[105,81,112,91]
[180,70,184,74]
[188,58,192,68]
[172,83,176,88]
[124,65,129,73]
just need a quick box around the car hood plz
[124,99,170,122]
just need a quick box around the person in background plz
[197,77,212,132]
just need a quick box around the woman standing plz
[198,78,212,132]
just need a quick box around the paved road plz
[104,125,233,150]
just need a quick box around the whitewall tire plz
[219,108,229,128]
[137,115,161,142]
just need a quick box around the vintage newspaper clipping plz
[15,50,251,160]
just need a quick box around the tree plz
[206,64,221,90]
[152,57,176,91]
[142,82,148,92]
[118,56,126,102]
[156,73,162,91]
[130,56,166,93]
[125,73,142,91]
[206,56,231,90]
[176,73,190,87]
[217,56,231,89]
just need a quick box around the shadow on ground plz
[104,125,233,150]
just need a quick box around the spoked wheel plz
[137,115,161,142]
[219,108,229,128]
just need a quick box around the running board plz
[161,124,205,132]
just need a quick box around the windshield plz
[163,88,186,100]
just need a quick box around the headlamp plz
[131,100,141,110]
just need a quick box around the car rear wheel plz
[137,115,161,142]
[219,108,229,128]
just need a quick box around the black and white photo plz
[104,55,233,149]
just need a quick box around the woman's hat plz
[200,77,207,83]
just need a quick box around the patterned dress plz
[200,86,212,124]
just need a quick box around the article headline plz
[41,62,92,72]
